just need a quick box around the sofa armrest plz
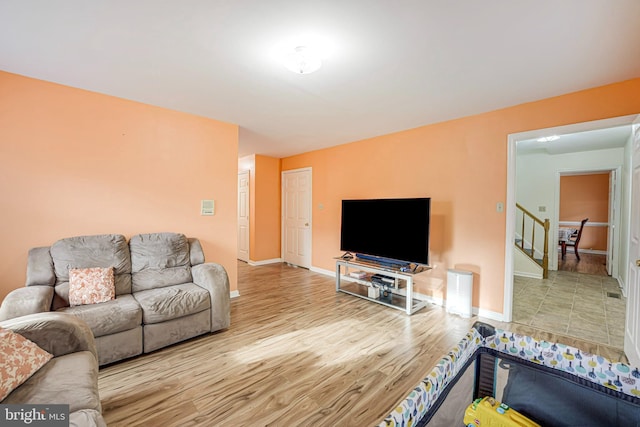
[0,312,98,360]
[192,263,230,331]
[0,286,54,321]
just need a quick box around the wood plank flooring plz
[557,252,608,275]
[98,261,627,426]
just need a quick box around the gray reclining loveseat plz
[0,232,230,365]
[0,312,106,426]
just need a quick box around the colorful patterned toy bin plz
[379,322,640,426]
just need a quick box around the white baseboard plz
[473,307,504,322]
[422,296,505,322]
[248,258,282,266]
[310,266,336,277]
[416,293,444,307]
[230,290,240,299]
[514,271,543,280]
[618,276,627,297]
[580,249,607,255]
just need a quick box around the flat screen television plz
[340,197,431,266]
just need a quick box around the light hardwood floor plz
[98,261,627,426]
[557,252,608,275]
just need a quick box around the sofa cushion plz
[133,283,210,324]
[130,233,192,292]
[59,294,142,338]
[69,267,115,307]
[2,351,101,413]
[0,327,53,401]
[95,327,142,366]
[50,235,132,309]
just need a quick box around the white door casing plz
[607,170,615,275]
[282,168,312,268]
[607,169,622,277]
[237,171,250,262]
[625,121,640,367]
[505,114,638,323]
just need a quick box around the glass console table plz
[335,258,430,315]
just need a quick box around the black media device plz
[340,197,430,266]
[371,274,395,286]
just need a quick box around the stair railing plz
[516,203,550,279]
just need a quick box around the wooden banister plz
[515,203,549,279]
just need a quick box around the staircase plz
[515,239,543,263]
[515,203,549,279]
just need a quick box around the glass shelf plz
[335,259,429,315]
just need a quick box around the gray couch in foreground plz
[0,312,106,427]
[0,232,230,365]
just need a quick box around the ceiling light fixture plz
[283,45,322,74]
[536,135,560,142]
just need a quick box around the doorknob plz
[637,259,640,267]
[305,223,309,227]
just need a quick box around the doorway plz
[504,115,637,324]
[556,169,620,277]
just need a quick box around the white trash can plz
[446,269,473,318]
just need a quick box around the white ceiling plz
[1,1,639,158]
[517,125,632,155]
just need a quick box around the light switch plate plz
[201,200,215,216]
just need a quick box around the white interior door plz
[282,168,312,268]
[237,171,250,262]
[625,122,640,367]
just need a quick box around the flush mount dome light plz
[536,135,560,142]
[283,45,322,74]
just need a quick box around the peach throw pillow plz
[69,267,115,307]
[0,326,53,401]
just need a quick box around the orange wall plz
[0,71,239,301]
[281,78,640,315]
[560,173,609,251]
[254,155,281,261]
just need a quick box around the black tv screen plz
[340,198,430,265]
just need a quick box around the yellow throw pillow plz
[0,327,53,401]
[68,267,115,307]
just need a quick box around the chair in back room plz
[562,218,589,261]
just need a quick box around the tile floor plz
[513,271,626,348]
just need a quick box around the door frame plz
[281,167,313,268]
[552,167,621,275]
[608,169,618,276]
[624,118,640,366]
[237,170,250,262]
[504,114,638,322]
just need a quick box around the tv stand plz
[335,258,429,315]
